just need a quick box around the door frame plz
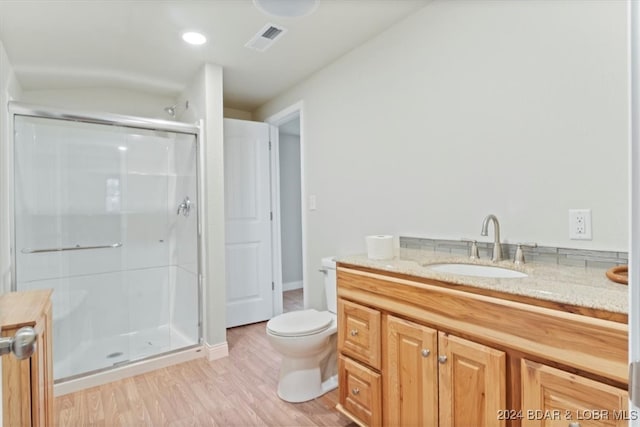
[264,101,307,315]
[629,0,639,422]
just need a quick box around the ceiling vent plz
[245,23,287,52]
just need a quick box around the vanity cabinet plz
[336,264,628,427]
[0,289,54,427]
[341,311,507,427]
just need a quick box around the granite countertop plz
[337,248,628,315]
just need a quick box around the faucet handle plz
[461,238,480,260]
[514,242,537,265]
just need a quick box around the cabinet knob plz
[0,327,37,360]
[421,349,430,357]
[438,355,447,364]
[351,388,360,396]
[350,329,359,337]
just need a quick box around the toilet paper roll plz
[366,235,394,260]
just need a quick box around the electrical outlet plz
[569,209,592,240]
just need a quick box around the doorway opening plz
[277,114,303,313]
[265,102,307,316]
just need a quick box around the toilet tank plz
[321,257,337,314]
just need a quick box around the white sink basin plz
[424,263,528,278]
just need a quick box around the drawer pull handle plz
[438,355,447,364]
[351,388,360,396]
[350,329,359,337]
[421,349,430,357]
[568,423,581,427]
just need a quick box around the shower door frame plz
[7,101,204,379]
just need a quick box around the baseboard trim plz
[283,280,303,291]
[205,341,229,361]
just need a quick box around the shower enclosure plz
[10,103,202,382]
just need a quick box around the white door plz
[224,118,273,327]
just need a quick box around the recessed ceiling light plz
[253,0,318,18]
[118,146,128,151]
[182,32,207,45]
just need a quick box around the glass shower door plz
[13,115,199,381]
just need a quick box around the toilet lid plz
[267,309,333,337]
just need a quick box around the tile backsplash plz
[399,236,628,269]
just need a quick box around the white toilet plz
[266,256,338,403]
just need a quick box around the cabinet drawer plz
[338,355,382,427]
[338,299,381,369]
[521,359,628,427]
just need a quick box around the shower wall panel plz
[168,136,199,343]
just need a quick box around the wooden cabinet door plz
[438,332,506,427]
[521,359,628,427]
[384,315,438,427]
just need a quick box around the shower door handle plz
[21,242,122,254]
[177,197,191,217]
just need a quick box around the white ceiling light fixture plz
[253,0,319,18]
[182,31,207,45]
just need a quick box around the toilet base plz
[276,338,338,403]
[277,362,338,403]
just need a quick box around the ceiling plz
[0,0,429,112]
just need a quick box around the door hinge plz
[269,140,272,150]
[270,211,273,221]
[272,281,275,291]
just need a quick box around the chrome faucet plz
[480,214,502,262]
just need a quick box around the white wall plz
[21,87,176,119]
[255,0,629,310]
[0,37,22,426]
[279,132,303,288]
[177,64,227,347]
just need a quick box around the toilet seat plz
[267,309,333,337]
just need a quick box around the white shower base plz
[54,341,204,397]
[55,324,194,380]
[19,265,200,385]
